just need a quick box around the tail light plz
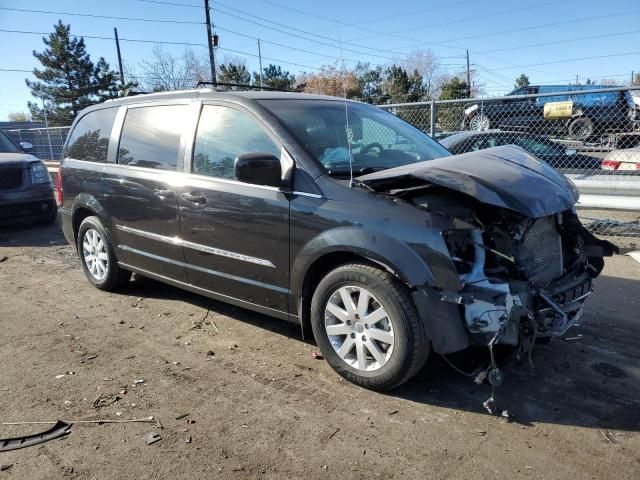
[56,170,63,204]
[601,160,620,170]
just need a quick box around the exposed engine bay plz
[418,191,616,350]
[358,146,618,355]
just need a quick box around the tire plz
[568,116,594,141]
[470,114,490,131]
[310,263,430,391]
[76,216,131,291]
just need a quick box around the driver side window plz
[193,105,281,180]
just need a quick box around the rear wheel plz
[310,263,430,391]
[77,216,131,291]
[568,116,594,141]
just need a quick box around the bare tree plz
[7,111,30,122]
[134,46,209,91]
[400,48,440,100]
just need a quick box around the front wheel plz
[310,263,430,391]
[77,216,131,291]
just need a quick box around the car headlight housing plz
[30,161,51,184]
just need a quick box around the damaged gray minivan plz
[59,90,616,391]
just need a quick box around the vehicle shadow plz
[0,221,67,247]
[126,272,640,433]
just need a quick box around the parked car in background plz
[463,85,638,141]
[0,129,57,224]
[59,90,615,391]
[601,146,640,172]
[440,130,602,171]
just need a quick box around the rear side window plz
[65,108,117,162]
[192,105,280,180]
[118,105,189,171]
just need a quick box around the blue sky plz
[0,0,639,120]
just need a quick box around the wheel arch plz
[292,227,436,340]
[71,193,109,243]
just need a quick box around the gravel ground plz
[0,222,639,480]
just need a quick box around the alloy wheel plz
[470,114,490,131]
[82,228,109,281]
[324,285,395,372]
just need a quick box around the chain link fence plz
[2,126,70,161]
[381,86,640,250]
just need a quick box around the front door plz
[179,103,291,315]
[103,103,191,282]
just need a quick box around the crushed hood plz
[358,145,580,218]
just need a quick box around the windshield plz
[259,99,450,176]
[0,130,21,154]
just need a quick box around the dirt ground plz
[0,222,639,480]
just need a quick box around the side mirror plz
[20,141,34,153]
[235,152,283,188]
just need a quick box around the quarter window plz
[193,105,280,180]
[118,105,189,171]
[65,108,117,162]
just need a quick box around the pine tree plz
[218,63,251,86]
[26,21,127,126]
[515,74,530,89]
[252,64,295,90]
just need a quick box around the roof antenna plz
[336,21,355,187]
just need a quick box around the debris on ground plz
[93,393,121,409]
[0,421,71,452]
[206,350,215,357]
[0,464,13,472]
[311,351,324,360]
[185,436,192,443]
[0,256,8,263]
[133,379,145,385]
[144,432,162,445]
[175,413,189,420]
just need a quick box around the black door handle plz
[181,191,207,204]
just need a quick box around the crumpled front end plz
[358,146,617,354]
[437,204,616,351]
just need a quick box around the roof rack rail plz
[124,90,151,97]
[195,81,291,92]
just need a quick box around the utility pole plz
[576,74,579,85]
[114,28,125,88]
[204,0,216,85]
[41,98,54,161]
[466,50,471,98]
[632,70,635,86]
[257,39,264,89]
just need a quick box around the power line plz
[476,29,640,55]
[390,10,640,52]
[346,0,575,41]
[213,1,468,53]
[0,6,203,24]
[490,51,640,71]
[211,2,428,60]
[0,29,323,71]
